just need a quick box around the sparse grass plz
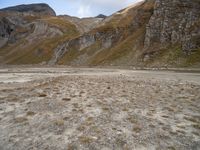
[84,41,102,56]
[184,116,200,123]
[23,15,41,22]
[41,17,79,33]
[72,103,79,108]
[89,28,145,65]
[82,117,94,126]
[15,116,28,123]
[176,129,185,134]
[7,97,19,102]
[54,119,65,126]
[91,126,101,134]
[2,16,80,65]
[122,107,129,111]
[58,47,79,65]
[0,67,200,149]
[167,146,176,150]
[77,125,86,131]
[102,107,109,111]
[162,115,170,118]
[193,123,200,130]
[146,46,200,67]
[26,111,36,116]
[78,136,94,144]
[149,124,155,128]
[38,93,47,97]
[127,115,138,124]
[63,116,70,121]
[8,33,78,64]
[58,40,101,65]
[92,0,153,30]
[164,106,175,112]
[192,131,200,136]
[62,98,71,101]
[169,131,178,136]
[132,125,142,133]
[67,144,77,150]
[58,0,154,66]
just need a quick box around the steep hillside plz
[0,0,200,67]
[0,4,80,64]
[50,0,155,66]
[143,0,200,67]
[59,15,105,33]
[53,0,200,67]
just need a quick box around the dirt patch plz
[0,67,200,149]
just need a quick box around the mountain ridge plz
[0,1,199,67]
[0,3,56,16]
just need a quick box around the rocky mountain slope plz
[0,0,199,67]
[59,15,104,34]
[0,4,80,64]
[143,0,200,67]
[0,3,56,16]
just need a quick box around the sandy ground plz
[0,67,200,150]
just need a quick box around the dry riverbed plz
[0,67,200,150]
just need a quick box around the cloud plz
[77,5,91,17]
[74,0,143,18]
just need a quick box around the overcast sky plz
[0,0,143,18]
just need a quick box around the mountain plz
[0,0,200,67]
[143,0,200,67]
[0,3,56,16]
[95,14,107,19]
[0,3,79,64]
[49,0,154,66]
[59,15,104,33]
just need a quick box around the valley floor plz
[0,67,200,149]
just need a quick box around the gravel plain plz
[0,67,200,150]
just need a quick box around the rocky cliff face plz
[48,0,154,66]
[0,4,79,64]
[0,3,57,49]
[0,15,33,49]
[0,17,13,48]
[48,27,124,65]
[144,0,200,54]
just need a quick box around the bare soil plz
[0,67,200,150]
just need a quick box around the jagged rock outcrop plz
[0,3,56,16]
[48,28,124,65]
[144,0,200,54]
[0,17,14,48]
[0,16,33,48]
[0,18,13,39]
[0,3,57,48]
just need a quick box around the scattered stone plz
[62,98,71,101]
[38,93,47,97]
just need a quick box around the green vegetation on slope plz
[145,46,200,67]
[41,17,79,33]
[55,0,155,66]
[0,17,80,64]
[89,28,145,65]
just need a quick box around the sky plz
[0,0,143,18]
